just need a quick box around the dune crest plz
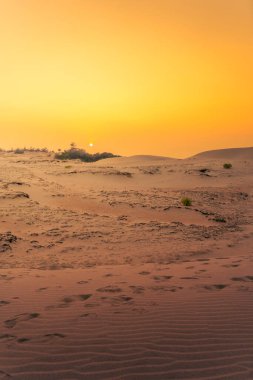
[190,146,253,160]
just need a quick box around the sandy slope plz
[190,147,253,160]
[0,148,253,379]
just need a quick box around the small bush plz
[65,165,72,169]
[55,144,120,163]
[181,197,192,206]
[223,163,232,169]
[14,148,25,154]
[213,217,226,223]
[10,147,49,154]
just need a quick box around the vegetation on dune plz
[1,147,49,154]
[181,197,192,207]
[213,217,226,223]
[14,148,26,154]
[0,144,118,163]
[223,163,232,169]
[55,143,120,162]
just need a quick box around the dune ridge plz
[95,146,253,165]
[189,147,253,160]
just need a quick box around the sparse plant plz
[14,148,25,154]
[223,163,232,169]
[181,197,192,206]
[65,165,72,169]
[213,217,226,223]
[9,147,49,154]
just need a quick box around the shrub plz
[223,163,232,169]
[14,148,25,154]
[213,217,226,223]
[55,145,120,162]
[11,147,49,154]
[181,197,192,206]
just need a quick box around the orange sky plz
[0,0,252,157]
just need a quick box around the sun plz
[89,143,94,148]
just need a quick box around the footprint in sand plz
[236,285,253,292]
[17,337,30,343]
[36,287,48,292]
[138,271,150,275]
[0,369,11,378]
[4,313,40,328]
[0,300,10,306]
[180,276,198,280]
[129,285,145,294]
[58,294,92,307]
[118,295,133,302]
[231,276,253,282]
[101,295,133,305]
[44,333,65,339]
[202,284,229,291]
[80,312,97,318]
[222,264,240,268]
[197,258,210,262]
[78,294,92,300]
[84,303,100,308]
[153,275,173,281]
[96,286,122,293]
[151,285,183,292]
[0,334,16,341]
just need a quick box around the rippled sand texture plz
[0,147,253,379]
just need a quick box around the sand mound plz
[92,155,177,166]
[190,147,253,160]
[97,148,253,166]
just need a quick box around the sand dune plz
[92,154,177,167]
[190,146,253,160]
[96,147,253,166]
[0,148,253,379]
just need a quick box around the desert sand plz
[0,147,253,379]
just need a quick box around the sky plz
[0,0,253,157]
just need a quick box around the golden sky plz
[0,0,253,157]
